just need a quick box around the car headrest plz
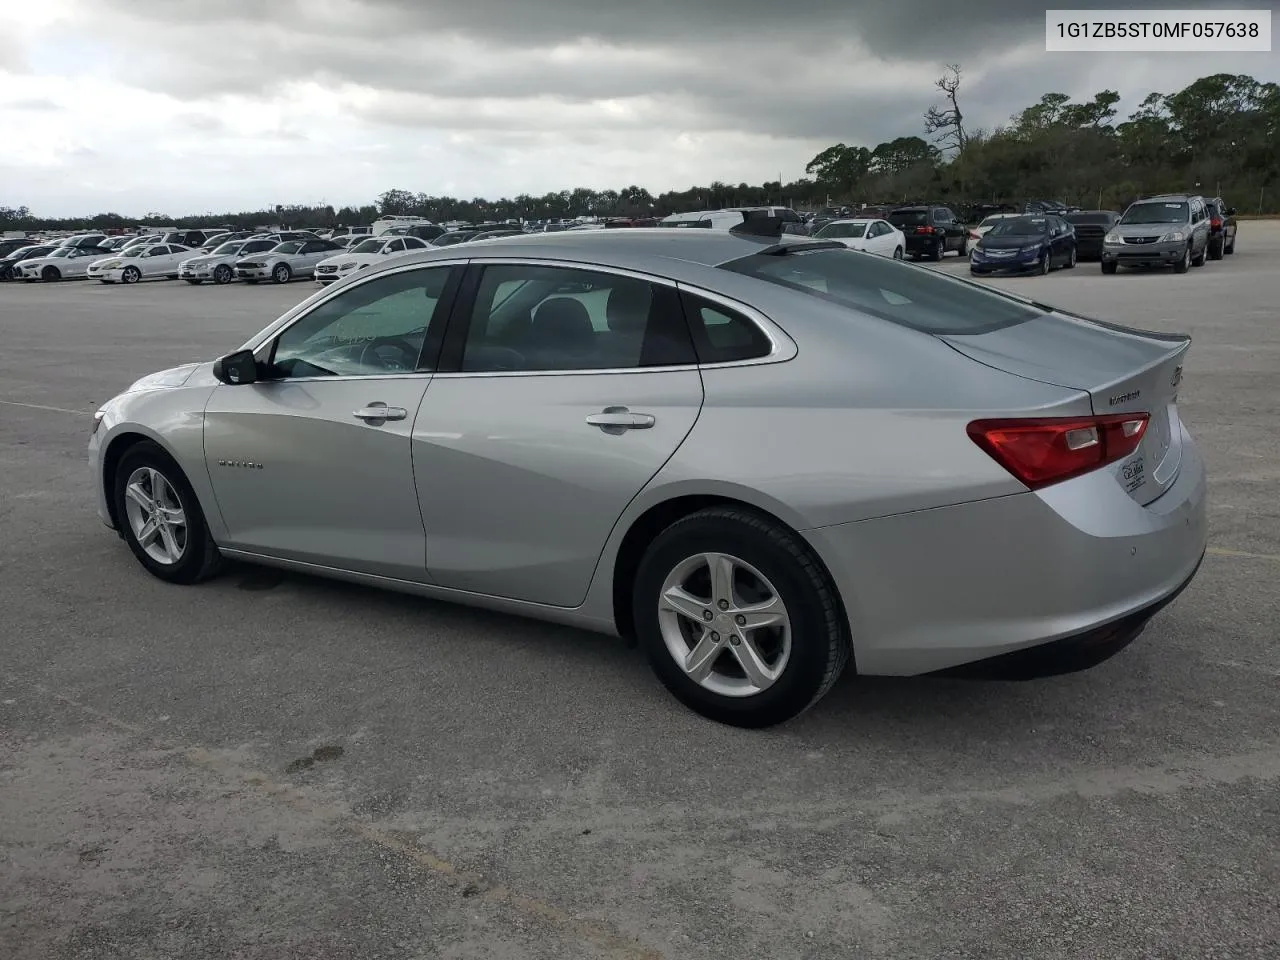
[532,297,594,349]
[605,280,652,334]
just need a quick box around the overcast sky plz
[3,0,1277,216]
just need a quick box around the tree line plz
[2,70,1276,232]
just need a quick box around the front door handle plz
[585,407,655,430]
[353,403,408,423]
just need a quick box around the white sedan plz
[88,243,195,284]
[810,218,906,258]
[313,235,432,285]
[16,245,111,281]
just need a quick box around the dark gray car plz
[1101,195,1211,275]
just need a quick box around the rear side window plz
[680,292,773,363]
[719,248,1043,336]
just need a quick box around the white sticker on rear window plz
[1165,203,1182,208]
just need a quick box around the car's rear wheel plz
[272,263,292,284]
[1102,261,1118,274]
[41,266,60,282]
[122,265,141,284]
[930,239,944,261]
[892,246,903,260]
[633,507,850,728]
[214,265,232,284]
[1174,246,1190,274]
[112,441,223,585]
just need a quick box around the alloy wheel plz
[657,551,792,698]
[123,466,188,565]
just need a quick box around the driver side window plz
[270,266,457,379]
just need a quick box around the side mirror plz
[212,349,259,385]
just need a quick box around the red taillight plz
[915,225,935,234]
[967,414,1150,489]
[1210,217,1222,229]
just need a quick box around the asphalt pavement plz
[2,230,1278,959]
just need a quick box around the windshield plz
[211,242,244,255]
[979,216,1011,228]
[888,210,928,226]
[350,239,385,254]
[273,241,305,254]
[1121,201,1188,225]
[50,248,74,258]
[815,222,868,239]
[719,247,1041,336]
[119,247,148,257]
[986,217,1050,237]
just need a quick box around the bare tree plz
[923,64,969,154]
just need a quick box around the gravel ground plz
[1,227,1278,959]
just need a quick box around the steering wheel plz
[358,338,420,371]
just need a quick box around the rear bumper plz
[804,423,1208,676]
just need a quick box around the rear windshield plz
[888,210,928,226]
[1065,213,1115,225]
[1121,202,1188,225]
[719,247,1042,336]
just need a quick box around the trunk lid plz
[940,311,1190,506]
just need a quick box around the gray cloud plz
[6,96,61,111]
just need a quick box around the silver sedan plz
[88,228,1207,727]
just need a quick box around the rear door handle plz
[585,407,655,430]
[353,403,408,423]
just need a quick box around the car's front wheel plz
[892,246,903,260]
[272,263,292,284]
[1174,246,1191,274]
[122,265,141,283]
[1064,245,1077,269]
[41,266,60,282]
[112,441,223,585]
[633,507,850,728]
[214,265,233,284]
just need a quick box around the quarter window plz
[270,266,456,378]
[460,265,696,372]
[679,293,773,364]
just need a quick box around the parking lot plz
[2,228,1278,959]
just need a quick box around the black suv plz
[887,205,968,260]
[1063,210,1121,261]
[1203,197,1238,259]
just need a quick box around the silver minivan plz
[1101,194,1211,275]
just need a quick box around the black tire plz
[1038,251,1051,275]
[1102,261,1118,275]
[1208,237,1224,260]
[214,264,233,284]
[1173,246,1190,274]
[185,279,203,285]
[957,234,968,257]
[1191,244,1206,267]
[1064,245,1077,269]
[930,239,944,262]
[111,440,223,585]
[122,265,141,284]
[633,507,850,728]
[892,246,903,260]
[272,263,292,284]
[41,266,60,282]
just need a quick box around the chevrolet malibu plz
[89,228,1207,727]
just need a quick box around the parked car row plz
[965,194,1240,278]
